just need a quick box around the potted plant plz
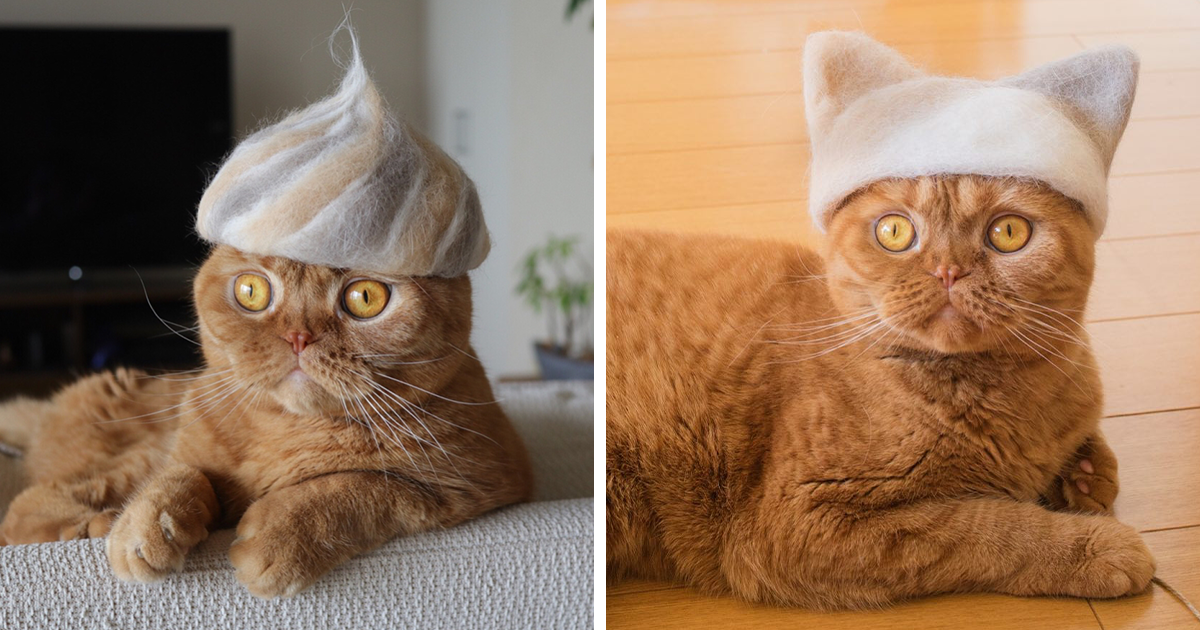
[516,235,593,380]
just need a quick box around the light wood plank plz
[609,578,681,597]
[608,0,1073,21]
[1106,172,1200,241]
[607,584,1103,629]
[1091,527,1200,629]
[607,93,807,155]
[609,0,900,21]
[1111,118,1200,175]
[1091,234,1200,322]
[609,0,1200,60]
[1133,70,1200,120]
[608,37,1084,102]
[607,143,808,214]
[605,200,820,245]
[1106,410,1200,533]
[1092,312,1200,417]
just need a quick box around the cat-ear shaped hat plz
[196,30,488,278]
[804,32,1139,239]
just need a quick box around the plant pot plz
[533,343,594,381]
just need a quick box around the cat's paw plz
[106,500,211,583]
[0,483,114,544]
[1061,442,1119,515]
[87,508,119,538]
[229,500,330,599]
[1061,520,1155,598]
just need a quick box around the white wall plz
[0,0,427,135]
[510,0,595,363]
[426,0,594,378]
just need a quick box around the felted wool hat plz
[804,32,1139,238]
[196,30,488,277]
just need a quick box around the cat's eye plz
[875,214,916,252]
[233,273,271,312]
[988,215,1032,253]
[343,279,390,319]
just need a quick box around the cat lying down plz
[606,33,1152,609]
[0,27,532,599]
[0,247,531,598]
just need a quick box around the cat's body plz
[606,176,1151,609]
[0,245,531,598]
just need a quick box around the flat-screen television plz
[0,27,232,275]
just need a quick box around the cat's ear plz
[1002,46,1139,168]
[804,32,922,138]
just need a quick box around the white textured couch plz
[0,380,594,629]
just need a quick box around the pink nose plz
[933,264,967,290]
[284,331,314,355]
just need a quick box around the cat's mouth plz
[906,298,988,353]
[933,304,958,320]
[268,361,345,415]
[918,295,972,325]
[277,364,320,391]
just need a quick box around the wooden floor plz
[604,0,1200,627]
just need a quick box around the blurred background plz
[0,0,593,396]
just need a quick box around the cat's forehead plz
[203,245,436,295]
[875,177,998,216]
[848,176,1077,226]
[260,256,334,285]
[210,246,344,285]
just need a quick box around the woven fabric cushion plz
[0,380,594,630]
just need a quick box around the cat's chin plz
[901,308,992,354]
[272,369,336,416]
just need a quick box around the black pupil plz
[246,283,254,297]
[362,288,370,305]
[1006,223,1013,238]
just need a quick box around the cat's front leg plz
[727,497,1154,608]
[228,470,446,599]
[106,464,219,582]
[0,479,119,544]
[1058,432,1120,514]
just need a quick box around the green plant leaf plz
[516,233,591,345]
[566,0,589,19]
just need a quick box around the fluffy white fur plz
[804,32,1139,238]
[196,28,489,278]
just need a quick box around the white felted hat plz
[804,32,1139,238]
[196,28,488,277]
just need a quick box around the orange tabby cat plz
[606,175,1153,609]
[0,245,532,598]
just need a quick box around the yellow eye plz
[875,214,916,252]
[343,279,390,320]
[233,274,271,312]
[988,215,1032,253]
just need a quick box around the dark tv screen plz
[0,27,231,273]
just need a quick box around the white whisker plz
[131,267,201,347]
[367,371,499,406]
[96,374,238,424]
